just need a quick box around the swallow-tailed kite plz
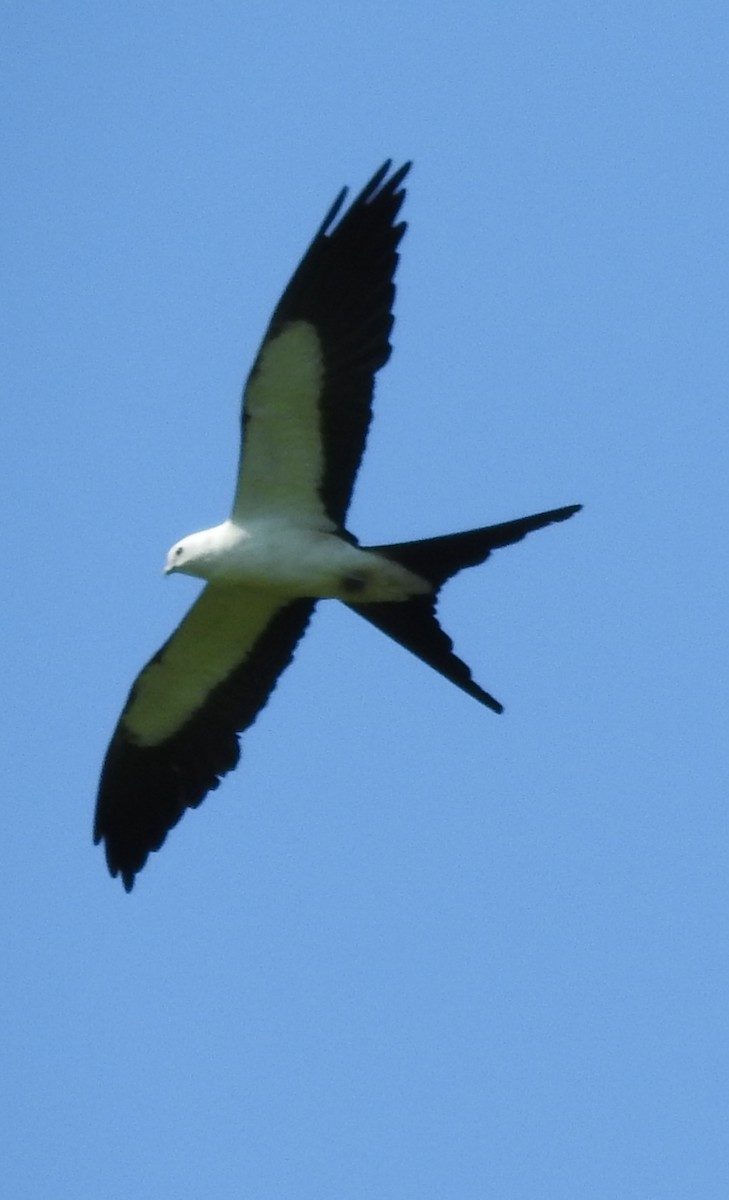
[95,161,581,891]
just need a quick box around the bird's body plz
[165,517,429,601]
[95,161,581,891]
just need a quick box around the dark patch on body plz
[340,571,370,595]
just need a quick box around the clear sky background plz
[3,2,728,1197]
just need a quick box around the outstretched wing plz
[232,161,410,529]
[95,588,315,890]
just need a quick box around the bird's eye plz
[175,547,183,557]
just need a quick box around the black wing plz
[95,588,315,890]
[233,161,410,528]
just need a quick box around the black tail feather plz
[348,595,504,713]
[371,504,582,588]
[350,503,581,711]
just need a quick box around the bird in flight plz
[95,161,581,891]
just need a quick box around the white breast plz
[205,518,431,602]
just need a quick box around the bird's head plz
[164,529,218,579]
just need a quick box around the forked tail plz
[348,504,581,712]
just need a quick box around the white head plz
[164,528,220,580]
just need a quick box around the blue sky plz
[3,2,728,1196]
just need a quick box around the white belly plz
[206,518,431,602]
